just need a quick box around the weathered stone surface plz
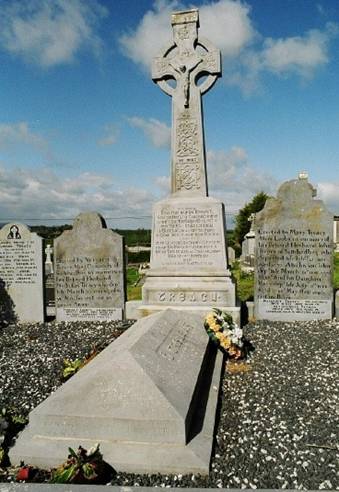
[254,175,333,321]
[335,290,339,319]
[55,212,125,321]
[0,223,44,323]
[149,197,229,276]
[10,310,223,474]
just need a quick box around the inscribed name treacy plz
[142,9,236,315]
[254,175,333,321]
[55,212,125,321]
[0,223,44,323]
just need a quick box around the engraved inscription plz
[155,291,223,304]
[157,322,192,361]
[0,239,38,286]
[256,229,332,302]
[56,256,123,308]
[259,299,331,316]
[152,206,225,269]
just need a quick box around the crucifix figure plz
[152,9,221,196]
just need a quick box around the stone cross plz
[45,244,54,274]
[152,9,221,196]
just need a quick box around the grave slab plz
[54,212,125,322]
[0,223,44,323]
[254,174,333,321]
[10,310,223,475]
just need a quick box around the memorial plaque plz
[254,175,333,321]
[150,198,227,275]
[55,212,125,321]
[0,223,44,323]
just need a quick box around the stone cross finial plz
[45,244,54,274]
[152,9,221,196]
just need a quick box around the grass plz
[127,267,142,301]
[231,261,254,302]
[125,252,339,303]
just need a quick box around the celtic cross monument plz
[152,9,220,196]
[140,9,238,321]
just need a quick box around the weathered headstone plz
[139,9,238,322]
[240,213,255,267]
[0,223,44,323]
[55,212,125,321]
[10,309,223,474]
[254,174,333,321]
[227,246,236,265]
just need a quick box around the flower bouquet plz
[204,308,253,360]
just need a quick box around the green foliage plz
[127,250,150,264]
[0,408,28,467]
[233,192,269,254]
[127,267,142,301]
[62,359,84,380]
[51,444,106,484]
[114,228,151,247]
[231,261,254,302]
[333,253,339,289]
[30,224,72,240]
[127,267,140,285]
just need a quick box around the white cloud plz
[206,147,277,212]
[119,0,176,71]
[120,0,338,95]
[0,0,107,67]
[97,124,119,146]
[154,175,170,195]
[128,116,171,148]
[317,181,339,214]
[119,0,256,72]
[0,122,47,150]
[261,23,337,77]
[0,165,154,228]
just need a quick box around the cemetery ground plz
[0,315,338,488]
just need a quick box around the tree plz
[233,192,269,254]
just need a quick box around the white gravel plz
[1,318,338,489]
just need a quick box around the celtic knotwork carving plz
[176,161,201,190]
[176,117,199,157]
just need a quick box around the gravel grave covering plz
[0,318,338,489]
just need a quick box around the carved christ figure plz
[152,9,221,196]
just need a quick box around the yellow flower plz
[209,321,221,333]
[205,313,216,326]
[219,335,231,349]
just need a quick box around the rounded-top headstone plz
[254,175,333,321]
[54,212,125,322]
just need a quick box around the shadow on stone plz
[186,342,217,444]
[0,278,17,327]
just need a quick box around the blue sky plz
[0,0,338,229]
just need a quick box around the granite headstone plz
[254,174,333,321]
[55,212,125,321]
[0,223,44,323]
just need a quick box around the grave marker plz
[140,9,238,322]
[254,174,333,321]
[0,223,44,323]
[55,212,125,321]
